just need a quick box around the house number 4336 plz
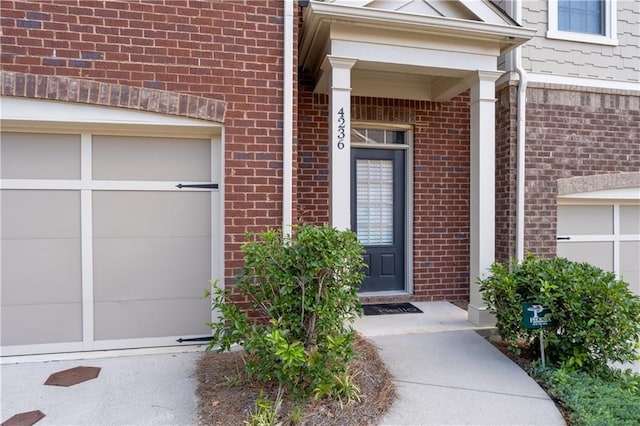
[336,107,346,150]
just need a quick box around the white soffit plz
[0,97,222,137]
[301,0,534,70]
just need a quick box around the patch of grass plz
[534,367,640,426]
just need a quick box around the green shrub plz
[535,367,640,426]
[479,254,640,372]
[206,224,366,400]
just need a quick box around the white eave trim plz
[0,97,222,136]
[301,1,536,63]
[559,187,640,201]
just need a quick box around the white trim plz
[0,180,82,190]
[1,342,85,358]
[1,180,217,191]
[80,133,94,351]
[351,121,414,295]
[560,234,640,242]
[325,56,357,230]
[545,30,618,46]
[468,70,501,326]
[514,0,527,262]
[1,344,207,365]
[404,128,414,296]
[558,187,640,201]
[547,0,618,46]
[283,0,294,237]
[351,143,410,150]
[0,97,222,131]
[527,73,639,93]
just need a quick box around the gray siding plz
[519,0,639,83]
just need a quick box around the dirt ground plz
[195,334,397,425]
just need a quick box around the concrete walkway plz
[354,301,566,425]
[1,351,201,425]
[1,302,566,425]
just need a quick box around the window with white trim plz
[547,0,618,46]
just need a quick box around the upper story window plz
[558,0,604,35]
[547,0,618,46]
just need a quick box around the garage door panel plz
[1,132,80,179]
[1,128,219,356]
[93,237,211,301]
[92,136,211,181]
[620,206,640,234]
[557,241,613,271]
[1,303,82,346]
[93,191,211,238]
[2,190,80,239]
[621,241,640,296]
[557,205,613,235]
[1,239,81,305]
[94,298,211,340]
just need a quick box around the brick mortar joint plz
[0,70,227,123]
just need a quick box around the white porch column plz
[322,56,357,230]
[468,70,503,326]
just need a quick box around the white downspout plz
[514,0,527,261]
[283,0,294,237]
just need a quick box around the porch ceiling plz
[300,0,535,101]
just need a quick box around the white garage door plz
[557,203,640,296]
[1,131,221,356]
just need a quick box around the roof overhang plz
[300,0,536,101]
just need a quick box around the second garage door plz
[557,202,640,296]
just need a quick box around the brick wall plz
[1,0,297,289]
[297,78,472,301]
[495,83,518,263]
[522,84,640,256]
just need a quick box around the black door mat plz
[362,303,423,316]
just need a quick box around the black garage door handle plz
[176,183,219,189]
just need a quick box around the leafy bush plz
[206,224,366,400]
[479,254,640,372]
[535,367,640,426]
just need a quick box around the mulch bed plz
[195,334,397,425]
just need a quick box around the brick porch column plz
[468,70,503,326]
[322,56,357,230]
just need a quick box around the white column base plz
[467,304,497,327]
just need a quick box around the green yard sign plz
[522,302,556,330]
[522,302,557,369]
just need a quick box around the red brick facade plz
[521,84,640,257]
[1,0,297,291]
[298,74,472,301]
[495,83,640,262]
[495,83,518,263]
[3,1,637,305]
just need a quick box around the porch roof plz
[299,0,536,101]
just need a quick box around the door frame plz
[351,122,413,296]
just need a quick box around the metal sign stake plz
[539,329,545,369]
